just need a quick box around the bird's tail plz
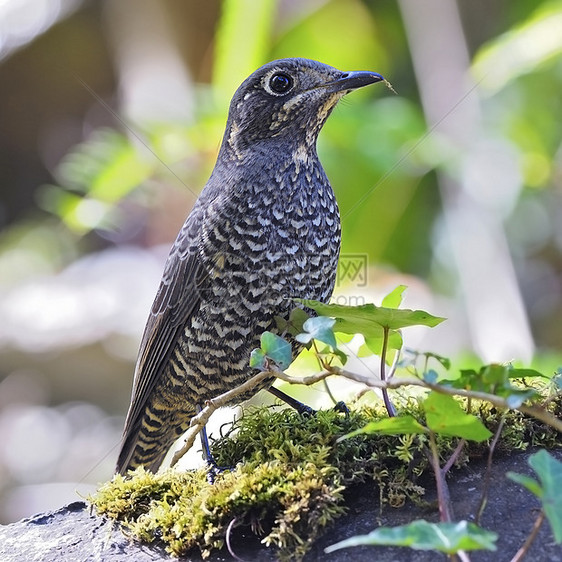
[115,412,193,475]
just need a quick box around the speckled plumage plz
[116,58,383,474]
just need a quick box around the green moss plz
[91,398,561,561]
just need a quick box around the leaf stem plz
[428,432,453,523]
[380,327,396,417]
[475,415,505,524]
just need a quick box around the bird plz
[116,58,384,474]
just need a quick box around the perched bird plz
[116,58,384,474]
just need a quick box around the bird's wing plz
[120,214,209,444]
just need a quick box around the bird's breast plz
[200,160,341,305]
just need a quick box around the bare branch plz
[170,369,275,466]
[171,353,562,468]
[274,366,562,434]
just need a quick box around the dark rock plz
[1,450,561,561]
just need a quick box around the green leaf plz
[506,367,547,379]
[250,332,292,371]
[381,285,407,308]
[506,472,542,497]
[249,348,266,370]
[423,392,492,442]
[295,316,338,349]
[361,332,403,357]
[339,416,428,441]
[299,300,445,331]
[442,365,539,406]
[325,520,497,554]
[274,308,310,338]
[424,352,452,370]
[295,299,444,357]
[509,450,562,543]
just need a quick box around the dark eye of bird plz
[268,73,293,94]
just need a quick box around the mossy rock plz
[91,399,561,561]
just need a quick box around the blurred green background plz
[1,0,561,524]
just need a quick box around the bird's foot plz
[267,387,349,417]
[205,456,231,484]
[332,400,350,417]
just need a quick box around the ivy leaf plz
[339,416,428,441]
[424,352,451,370]
[506,367,547,379]
[249,332,292,371]
[299,300,445,331]
[295,316,338,349]
[295,299,444,355]
[325,520,497,554]
[274,307,310,338]
[423,369,439,384]
[508,450,562,543]
[359,332,403,357]
[442,364,539,406]
[423,392,492,442]
[249,348,267,370]
[381,284,407,308]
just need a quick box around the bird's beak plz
[322,71,385,93]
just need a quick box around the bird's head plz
[221,58,384,160]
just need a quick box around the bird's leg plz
[268,387,315,415]
[197,405,222,483]
[267,387,349,417]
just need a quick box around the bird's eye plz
[268,72,293,95]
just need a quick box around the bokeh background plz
[1,0,561,524]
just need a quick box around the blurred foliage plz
[0,0,561,329]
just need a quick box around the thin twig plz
[510,510,545,562]
[475,415,506,524]
[170,369,275,466]
[276,367,562,433]
[442,439,466,475]
[173,355,562,467]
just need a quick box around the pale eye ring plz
[268,72,293,95]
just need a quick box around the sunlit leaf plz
[359,332,403,357]
[423,392,492,442]
[295,299,444,357]
[325,520,497,554]
[250,332,292,371]
[296,316,337,349]
[249,348,267,370]
[381,285,407,308]
[442,365,539,406]
[339,416,428,441]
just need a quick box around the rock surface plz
[1,450,561,562]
